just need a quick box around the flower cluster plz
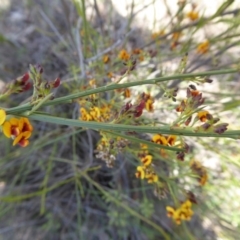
[190,160,208,186]
[29,64,61,102]
[118,49,130,62]
[174,85,228,135]
[152,134,176,146]
[166,200,194,225]
[135,155,159,183]
[80,103,112,122]
[176,86,205,118]
[0,72,31,97]
[96,134,129,167]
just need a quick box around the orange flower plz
[152,134,168,145]
[13,131,31,147]
[118,49,130,61]
[0,109,6,125]
[107,72,113,78]
[21,117,33,132]
[3,117,33,147]
[186,11,199,21]
[197,111,209,122]
[124,88,131,98]
[103,55,110,64]
[197,40,209,54]
[132,48,142,54]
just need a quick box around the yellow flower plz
[135,166,145,179]
[146,172,158,183]
[167,200,194,224]
[167,135,177,146]
[89,79,96,87]
[3,117,33,147]
[141,155,152,166]
[118,49,130,61]
[90,106,101,121]
[80,108,93,121]
[186,11,199,21]
[197,40,209,54]
[152,134,168,145]
[166,206,175,218]
[197,110,209,122]
[21,117,33,132]
[145,98,154,112]
[0,109,6,125]
[3,118,21,138]
[181,200,192,209]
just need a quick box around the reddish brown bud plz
[204,77,213,83]
[189,84,197,90]
[22,82,32,92]
[148,49,157,58]
[134,100,145,117]
[185,116,192,126]
[53,77,60,88]
[187,191,197,204]
[201,122,211,131]
[212,118,220,124]
[176,152,185,161]
[20,72,30,83]
[214,123,228,134]
[120,67,128,75]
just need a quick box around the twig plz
[39,9,73,52]
[85,30,134,63]
[75,18,86,79]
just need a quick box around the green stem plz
[21,114,240,139]
[5,68,238,115]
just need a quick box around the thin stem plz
[6,68,239,115]
[21,114,240,139]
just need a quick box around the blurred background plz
[0,0,240,239]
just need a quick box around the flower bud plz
[53,77,60,88]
